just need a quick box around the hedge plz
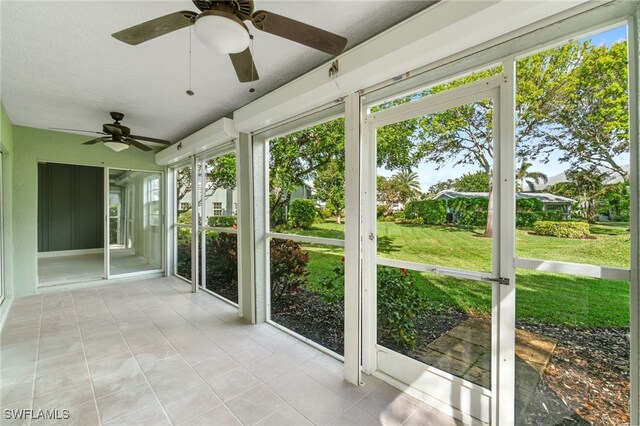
[533,221,590,238]
[405,200,447,225]
[208,216,237,227]
[289,199,316,229]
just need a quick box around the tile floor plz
[0,277,461,425]
[38,249,159,287]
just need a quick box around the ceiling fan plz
[52,112,171,152]
[111,0,348,83]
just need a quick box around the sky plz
[378,24,630,193]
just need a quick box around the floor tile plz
[161,381,222,424]
[355,383,418,425]
[255,405,313,426]
[96,381,158,423]
[34,362,90,397]
[206,368,261,401]
[226,385,286,425]
[180,404,241,425]
[239,354,293,382]
[140,354,189,381]
[328,405,382,425]
[147,365,205,400]
[104,399,171,426]
[267,370,352,424]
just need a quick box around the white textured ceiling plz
[1,1,434,145]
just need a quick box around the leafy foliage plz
[289,199,317,229]
[270,238,310,303]
[313,160,345,224]
[205,232,238,302]
[404,200,447,225]
[207,216,237,227]
[377,267,424,349]
[534,221,591,238]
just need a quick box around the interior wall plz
[12,126,163,297]
[38,163,104,252]
[0,102,15,325]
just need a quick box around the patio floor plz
[0,276,462,425]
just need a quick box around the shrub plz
[540,210,564,221]
[395,217,425,225]
[533,221,590,238]
[515,211,540,228]
[379,215,396,222]
[393,210,405,220]
[516,198,544,212]
[405,200,447,225]
[176,228,192,279]
[458,210,488,227]
[377,267,423,350]
[449,198,488,227]
[289,199,316,229]
[207,216,237,227]
[205,233,238,301]
[319,258,345,304]
[270,238,309,302]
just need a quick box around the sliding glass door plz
[107,169,164,277]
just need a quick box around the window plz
[212,202,223,217]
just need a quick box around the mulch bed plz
[271,289,630,425]
[517,323,630,426]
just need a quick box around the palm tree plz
[392,170,422,203]
[516,162,548,192]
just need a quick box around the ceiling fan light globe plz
[194,13,249,54]
[104,141,130,152]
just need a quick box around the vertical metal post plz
[628,11,640,426]
[190,156,198,293]
[252,136,268,323]
[495,60,516,425]
[344,92,362,385]
[104,167,110,280]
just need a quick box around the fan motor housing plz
[192,1,254,20]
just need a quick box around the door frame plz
[361,73,515,425]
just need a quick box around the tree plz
[392,170,422,201]
[313,159,345,223]
[427,170,490,194]
[175,153,237,216]
[516,161,548,192]
[543,41,629,180]
[269,118,344,225]
[548,166,611,223]
[410,42,587,236]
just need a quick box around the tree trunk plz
[335,214,341,224]
[483,187,494,237]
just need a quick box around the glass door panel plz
[109,169,163,275]
[199,152,239,304]
[367,80,504,423]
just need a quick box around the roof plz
[433,190,575,204]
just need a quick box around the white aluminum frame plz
[258,106,348,361]
[362,76,508,425]
[0,151,4,307]
[105,167,166,280]
[196,142,242,310]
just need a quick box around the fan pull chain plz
[186,27,194,96]
[249,34,255,94]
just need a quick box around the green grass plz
[288,220,630,328]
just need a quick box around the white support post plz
[191,156,198,293]
[252,136,268,323]
[495,59,516,425]
[344,92,362,386]
[237,133,254,320]
[628,10,640,426]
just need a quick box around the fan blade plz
[130,134,171,145]
[83,137,107,145]
[103,124,123,135]
[127,139,153,152]
[50,128,106,135]
[229,48,259,83]
[112,11,198,45]
[251,10,347,56]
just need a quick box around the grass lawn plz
[287,220,630,328]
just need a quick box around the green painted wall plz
[1,103,15,323]
[12,125,163,296]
